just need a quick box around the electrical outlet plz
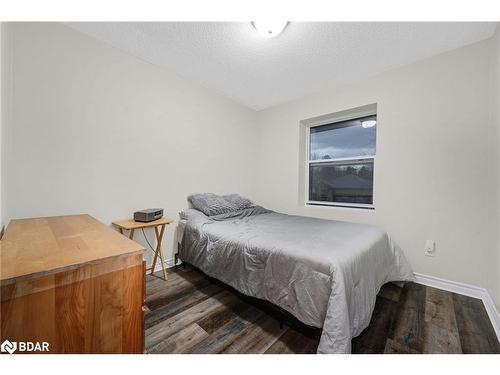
[425,240,435,257]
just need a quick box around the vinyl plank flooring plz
[145,290,238,349]
[188,306,266,354]
[352,296,398,353]
[146,267,499,354]
[146,273,213,309]
[264,328,320,354]
[388,282,426,352]
[378,282,403,303]
[148,323,209,354]
[218,314,286,354]
[422,322,462,354]
[145,283,224,329]
[384,338,420,354]
[453,293,500,354]
[422,287,461,353]
[197,298,253,334]
[145,269,203,298]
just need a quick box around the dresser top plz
[0,214,144,283]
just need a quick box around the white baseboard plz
[414,272,500,342]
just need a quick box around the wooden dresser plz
[0,214,145,353]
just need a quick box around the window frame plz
[303,106,377,210]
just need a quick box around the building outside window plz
[307,113,377,209]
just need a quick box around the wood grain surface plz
[145,266,500,354]
[1,215,145,354]
[1,214,144,284]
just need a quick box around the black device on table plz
[133,208,163,222]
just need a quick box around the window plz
[306,113,376,209]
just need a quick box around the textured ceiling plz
[67,22,497,110]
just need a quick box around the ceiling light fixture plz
[361,120,377,129]
[252,21,288,38]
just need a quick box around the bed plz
[177,204,413,354]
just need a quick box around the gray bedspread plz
[179,207,413,353]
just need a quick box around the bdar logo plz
[1,340,17,354]
[0,340,49,354]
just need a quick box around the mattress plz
[177,217,187,246]
[178,207,413,353]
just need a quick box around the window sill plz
[306,201,375,210]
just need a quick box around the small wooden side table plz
[112,217,174,281]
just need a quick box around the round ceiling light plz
[252,21,288,38]
[361,120,377,129]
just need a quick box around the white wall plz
[3,23,258,263]
[3,22,499,309]
[254,38,500,308]
[495,25,500,310]
[0,22,10,234]
[0,23,3,232]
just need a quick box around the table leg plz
[151,227,159,275]
[128,229,135,240]
[154,225,168,281]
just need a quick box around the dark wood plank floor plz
[145,266,500,354]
